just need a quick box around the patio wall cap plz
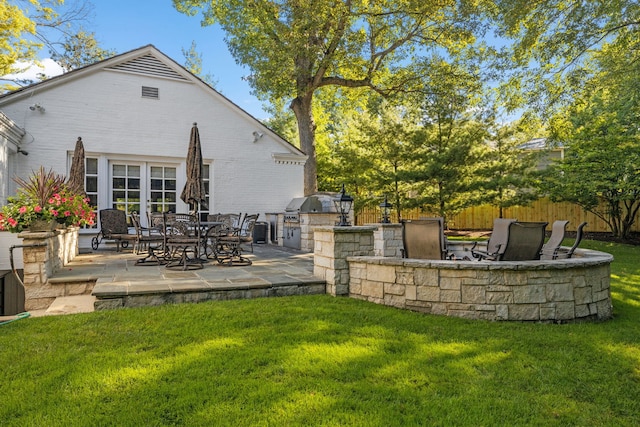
[314,225,378,233]
[347,248,613,270]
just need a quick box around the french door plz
[109,161,209,222]
[110,162,177,220]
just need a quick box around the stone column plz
[313,226,375,296]
[370,223,403,257]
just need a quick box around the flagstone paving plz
[40,244,324,315]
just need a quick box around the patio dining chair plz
[540,220,569,260]
[131,212,166,265]
[401,217,448,260]
[215,214,259,266]
[91,208,136,251]
[163,213,203,270]
[471,218,517,260]
[500,221,548,261]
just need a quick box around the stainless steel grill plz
[283,196,323,249]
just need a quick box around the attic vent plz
[142,86,159,99]
[106,54,189,81]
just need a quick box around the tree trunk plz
[290,94,318,196]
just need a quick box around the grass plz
[1,240,639,426]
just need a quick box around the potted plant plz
[0,167,96,233]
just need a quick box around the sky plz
[5,0,270,119]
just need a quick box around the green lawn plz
[1,240,639,426]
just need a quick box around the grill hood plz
[285,196,323,213]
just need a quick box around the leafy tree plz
[480,118,541,218]
[544,46,640,239]
[182,40,218,88]
[50,29,115,72]
[494,0,640,113]
[342,97,417,222]
[1,0,41,82]
[1,0,92,89]
[174,0,491,195]
[397,59,490,226]
[404,116,489,227]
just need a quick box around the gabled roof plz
[0,44,305,156]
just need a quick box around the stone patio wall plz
[313,226,613,322]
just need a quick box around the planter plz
[29,219,58,232]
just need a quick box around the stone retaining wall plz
[347,249,613,322]
[93,281,326,310]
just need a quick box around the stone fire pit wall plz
[313,226,614,322]
[347,252,613,322]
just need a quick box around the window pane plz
[86,176,98,192]
[128,178,140,190]
[113,165,126,176]
[128,166,140,177]
[86,158,98,174]
[113,178,125,189]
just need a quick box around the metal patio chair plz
[164,213,203,270]
[500,221,548,261]
[540,220,569,260]
[91,208,136,251]
[554,222,587,259]
[215,214,259,266]
[131,212,166,265]
[471,218,517,260]
[401,217,448,260]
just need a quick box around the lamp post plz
[379,195,392,223]
[334,184,353,226]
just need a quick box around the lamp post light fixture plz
[334,184,354,226]
[379,195,392,223]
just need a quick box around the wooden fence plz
[356,198,639,233]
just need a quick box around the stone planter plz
[16,226,80,310]
[28,219,58,232]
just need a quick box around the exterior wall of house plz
[0,49,305,249]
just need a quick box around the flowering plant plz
[0,167,96,233]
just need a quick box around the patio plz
[37,244,324,315]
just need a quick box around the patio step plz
[31,295,97,317]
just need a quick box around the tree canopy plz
[174,0,492,195]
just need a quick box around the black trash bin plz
[0,270,25,316]
[253,222,268,244]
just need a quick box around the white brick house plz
[0,45,307,251]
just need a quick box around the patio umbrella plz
[67,136,85,194]
[180,122,208,213]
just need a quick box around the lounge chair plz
[540,220,569,260]
[500,221,548,261]
[554,222,587,259]
[471,218,517,260]
[91,208,136,251]
[401,218,448,260]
